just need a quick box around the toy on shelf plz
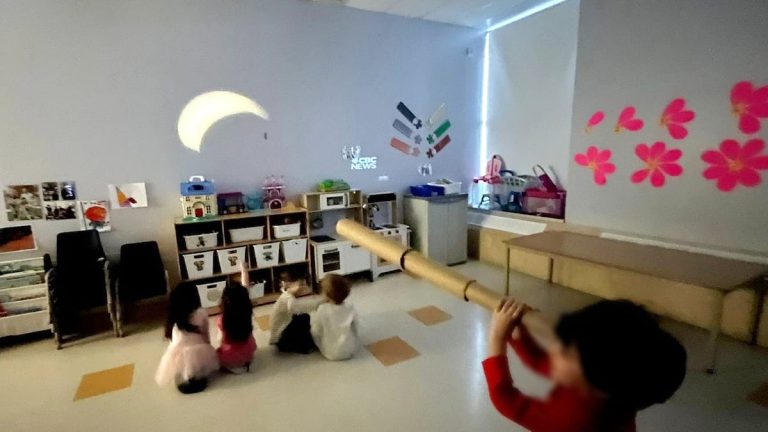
[180,176,218,220]
[217,192,247,215]
[246,194,262,211]
[262,175,286,210]
[317,179,350,192]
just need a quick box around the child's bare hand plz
[489,298,529,354]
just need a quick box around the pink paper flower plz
[585,111,604,133]
[574,146,616,186]
[660,98,695,140]
[631,141,683,188]
[731,81,768,134]
[615,106,644,132]
[701,138,768,192]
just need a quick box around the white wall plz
[0,0,482,275]
[567,0,768,253]
[486,0,579,187]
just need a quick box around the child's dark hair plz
[165,282,203,339]
[321,274,351,305]
[221,283,253,342]
[555,300,687,419]
[279,269,306,284]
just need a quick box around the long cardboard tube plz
[337,219,555,346]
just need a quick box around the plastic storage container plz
[248,281,266,299]
[196,280,226,308]
[281,239,308,263]
[272,223,301,239]
[216,247,246,273]
[183,251,215,278]
[426,181,462,195]
[228,226,264,243]
[252,243,279,268]
[183,232,218,250]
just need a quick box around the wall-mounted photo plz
[108,183,148,209]
[42,181,77,201]
[3,185,43,221]
[44,201,78,220]
[41,182,60,201]
[0,225,37,254]
[78,200,111,232]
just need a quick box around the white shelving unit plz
[0,257,51,337]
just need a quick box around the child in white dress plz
[155,284,219,394]
[311,274,359,361]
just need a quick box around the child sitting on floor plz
[216,262,257,373]
[484,298,686,432]
[311,274,359,361]
[269,270,324,353]
[155,284,219,394]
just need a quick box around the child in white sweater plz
[311,274,359,361]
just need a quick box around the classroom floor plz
[1,260,768,431]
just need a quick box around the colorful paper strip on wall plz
[108,183,148,209]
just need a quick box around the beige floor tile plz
[366,336,420,366]
[408,305,452,326]
[74,363,134,401]
[255,315,271,331]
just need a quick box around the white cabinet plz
[404,195,468,265]
[0,257,51,338]
[343,242,371,274]
[312,240,372,282]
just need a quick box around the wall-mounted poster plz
[41,181,76,202]
[108,183,148,209]
[3,185,43,221]
[0,225,37,254]
[79,200,111,232]
[44,201,78,220]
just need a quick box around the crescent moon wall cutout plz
[177,91,270,152]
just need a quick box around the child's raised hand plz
[488,298,529,357]
[240,261,250,287]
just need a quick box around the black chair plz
[47,230,115,348]
[114,241,168,336]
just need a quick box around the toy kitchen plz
[302,190,409,282]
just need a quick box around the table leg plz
[706,292,725,375]
[505,247,511,297]
[750,281,767,345]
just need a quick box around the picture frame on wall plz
[3,185,44,221]
[107,183,148,209]
[78,200,112,232]
[0,225,37,254]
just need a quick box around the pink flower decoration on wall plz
[585,111,604,133]
[701,138,768,192]
[631,141,683,188]
[615,106,644,133]
[730,81,768,134]
[660,98,695,140]
[574,146,616,186]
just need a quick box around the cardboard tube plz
[336,219,555,346]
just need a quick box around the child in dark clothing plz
[484,299,686,432]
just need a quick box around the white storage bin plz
[427,181,462,195]
[248,281,266,299]
[216,247,246,273]
[252,243,279,268]
[196,280,226,308]
[272,223,301,239]
[228,226,264,243]
[183,232,219,250]
[183,251,215,278]
[281,239,307,263]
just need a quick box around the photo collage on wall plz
[41,181,78,220]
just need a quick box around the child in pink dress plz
[155,284,219,394]
[217,263,257,373]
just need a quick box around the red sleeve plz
[509,327,551,377]
[482,355,550,430]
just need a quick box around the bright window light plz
[487,0,569,32]
[479,31,490,174]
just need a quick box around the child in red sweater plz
[483,299,686,431]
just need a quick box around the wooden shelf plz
[178,235,308,255]
[308,205,362,214]
[175,206,308,225]
[181,261,310,282]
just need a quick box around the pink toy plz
[262,176,287,209]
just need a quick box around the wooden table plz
[504,231,768,373]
